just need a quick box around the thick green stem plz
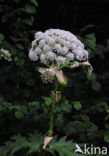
[48,78,58,136]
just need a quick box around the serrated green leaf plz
[27,132,44,154]
[4,131,44,155]
[5,134,29,154]
[46,136,76,156]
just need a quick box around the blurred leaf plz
[92,81,101,91]
[87,73,97,81]
[16,43,24,49]
[5,134,29,154]
[27,132,44,154]
[0,33,4,41]
[43,97,52,105]
[15,111,23,119]
[24,16,34,25]
[25,4,36,14]
[105,114,109,120]
[28,101,40,107]
[73,101,82,111]
[85,39,96,50]
[87,48,92,56]
[14,56,19,62]
[106,39,109,45]
[86,33,96,42]
[104,135,109,143]
[80,114,90,121]
[30,0,38,6]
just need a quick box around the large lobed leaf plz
[45,136,83,156]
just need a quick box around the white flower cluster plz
[40,69,55,84]
[29,29,88,66]
[0,49,12,61]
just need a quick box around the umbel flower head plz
[29,29,92,84]
[0,49,12,61]
[29,29,88,65]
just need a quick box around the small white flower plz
[32,39,37,48]
[54,44,62,52]
[62,47,68,55]
[63,40,71,47]
[66,52,75,61]
[40,69,55,83]
[35,31,43,39]
[56,56,66,65]
[40,53,47,64]
[39,39,45,47]
[43,44,51,52]
[47,37,55,45]
[76,50,84,61]
[83,50,88,60]
[47,51,56,61]
[34,47,42,55]
[29,49,38,61]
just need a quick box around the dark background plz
[36,0,109,40]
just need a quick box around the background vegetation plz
[0,0,109,155]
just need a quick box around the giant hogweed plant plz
[29,29,92,145]
[0,29,93,156]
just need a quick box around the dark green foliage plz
[0,132,108,156]
[0,0,109,155]
[0,132,94,156]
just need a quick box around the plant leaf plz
[5,134,29,154]
[56,70,67,85]
[81,61,93,75]
[104,135,109,143]
[45,136,77,156]
[27,132,44,154]
[73,101,82,111]
[70,61,80,69]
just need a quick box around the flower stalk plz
[48,77,58,136]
